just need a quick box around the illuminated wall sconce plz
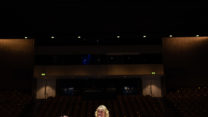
[41,72,46,77]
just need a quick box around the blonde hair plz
[95,105,109,117]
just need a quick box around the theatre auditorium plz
[0,1,208,117]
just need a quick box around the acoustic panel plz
[0,39,34,91]
[163,37,208,89]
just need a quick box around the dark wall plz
[163,37,208,90]
[0,39,34,92]
[56,78,142,96]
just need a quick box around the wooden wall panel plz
[34,64,164,78]
[0,39,34,92]
[163,37,208,90]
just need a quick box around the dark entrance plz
[56,77,142,99]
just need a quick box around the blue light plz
[82,54,91,65]
[82,58,88,65]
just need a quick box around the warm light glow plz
[77,36,81,39]
[51,36,55,39]
[116,35,120,39]
[143,35,147,38]
[61,115,69,117]
[24,36,28,39]
[169,35,173,37]
[196,35,200,37]
[36,85,55,99]
[143,78,162,97]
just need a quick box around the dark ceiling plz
[0,1,207,44]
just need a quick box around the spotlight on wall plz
[169,35,173,38]
[51,36,55,39]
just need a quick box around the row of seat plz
[168,86,208,97]
[166,86,208,117]
[0,90,32,117]
[33,95,167,117]
[1,86,207,117]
